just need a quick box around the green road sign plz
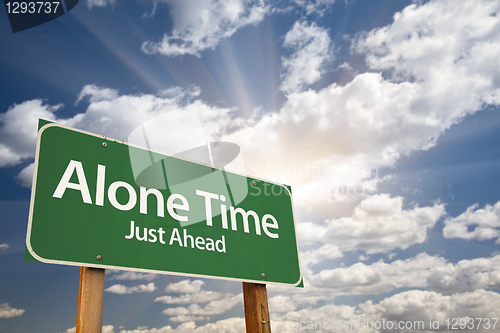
[26,121,302,286]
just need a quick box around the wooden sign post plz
[243,282,271,333]
[76,267,105,333]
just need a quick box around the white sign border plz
[26,121,303,287]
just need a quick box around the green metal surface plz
[26,121,302,286]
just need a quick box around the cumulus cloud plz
[0,84,232,186]
[0,100,60,167]
[292,0,336,16]
[105,282,156,294]
[272,289,500,333]
[7,0,500,205]
[0,303,25,318]
[297,194,445,254]
[169,315,209,323]
[141,0,268,57]
[280,21,332,93]
[268,295,296,313]
[76,84,119,103]
[223,0,500,207]
[108,271,158,281]
[299,243,343,276]
[3,0,500,206]
[103,327,116,333]
[0,244,9,251]
[354,0,500,137]
[0,87,159,168]
[118,318,245,333]
[306,253,500,297]
[308,253,444,295]
[85,0,114,10]
[360,289,500,333]
[155,291,221,304]
[63,84,216,142]
[15,162,34,188]
[162,293,243,319]
[427,255,500,293]
[271,303,368,333]
[443,201,500,243]
[156,279,240,322]
[357,0,500,103]
[165,279,205,294]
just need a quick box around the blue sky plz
[1,0,500,332]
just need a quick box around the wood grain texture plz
[76,267,105,333]
[243,282,271,333]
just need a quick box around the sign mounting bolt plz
[96,255,102,260]
[261,273,265,278]
[253,181,256,185]
[102,142,107,147]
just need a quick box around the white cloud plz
[105,282,156,294]
[0,100,60,167]
[224,0,500,207]
[76,84,119,103]
[443,201,500,243]
[3,0,500,206]
[306,253,500,297]
[157,280,233,320]
[0,303,25,318]
[268,295,296,313]
[272,289,500,333]
[308,253,444,295]
[293,0,336,16]
[141,0,268,57]
[189,318,246,333]
[7,0,500,208]
[299,243,343,277]
[427,255,500,293]
[117,324,187,333]
[360,289,500,333]
[358,254,369,261]
[0,244,9,251]
[63,85,203,142]
[155,291,221,304]
[15,162,34,188]
[357,0,500,106]
[280,21,332,93]
[271,302,364,333]
[297,194,445,254]
[86,0,114,10]
[118,318,245,333]
[108,271,158,281]
[162,293,242,317]
[165,279,205,294]
[354,0,500,132]
[0,85,232,186]
[169,315,208,323]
